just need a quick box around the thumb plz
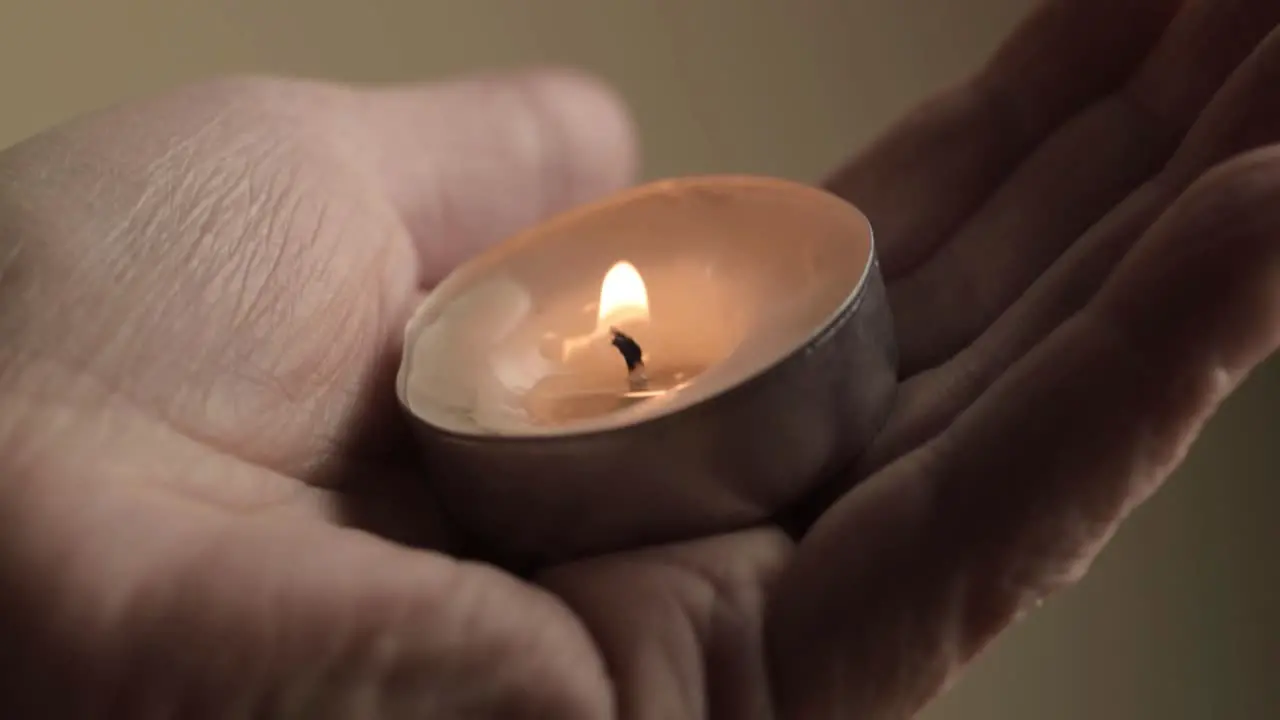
[352,69,639,282]
[0,442,612,717]
[263,521,613,718]
[123,512,614,718]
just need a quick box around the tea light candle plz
[398,175,897,561]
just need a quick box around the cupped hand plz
[3,1,1280,718]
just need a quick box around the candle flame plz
[597,260,649,328]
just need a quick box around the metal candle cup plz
[397,175,898,561]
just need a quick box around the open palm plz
[2,1,1279,718]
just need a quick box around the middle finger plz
[888,0,1280,375]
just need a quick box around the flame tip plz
[597,260,650,328]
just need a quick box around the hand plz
[1,2,1278,719]
[773,0,1280,715]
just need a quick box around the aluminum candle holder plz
[397,175,898,561]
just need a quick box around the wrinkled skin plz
[2,0,1280,717]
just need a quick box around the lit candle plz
[520,260,708,425]
[398,175,897,560]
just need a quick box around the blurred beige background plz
[2,1,1276,717]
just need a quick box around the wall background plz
[2,1,1276,717]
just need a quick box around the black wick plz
[609,327,646,381]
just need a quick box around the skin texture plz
[1,0,1279,717]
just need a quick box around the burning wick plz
[609,326,648,390]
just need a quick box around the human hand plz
[771,0,1280,715]
[2,1,1279,718]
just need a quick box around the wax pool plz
[517,260,714,426]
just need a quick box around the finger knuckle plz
[1186,145,1280,229]
[497,70,634,205]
